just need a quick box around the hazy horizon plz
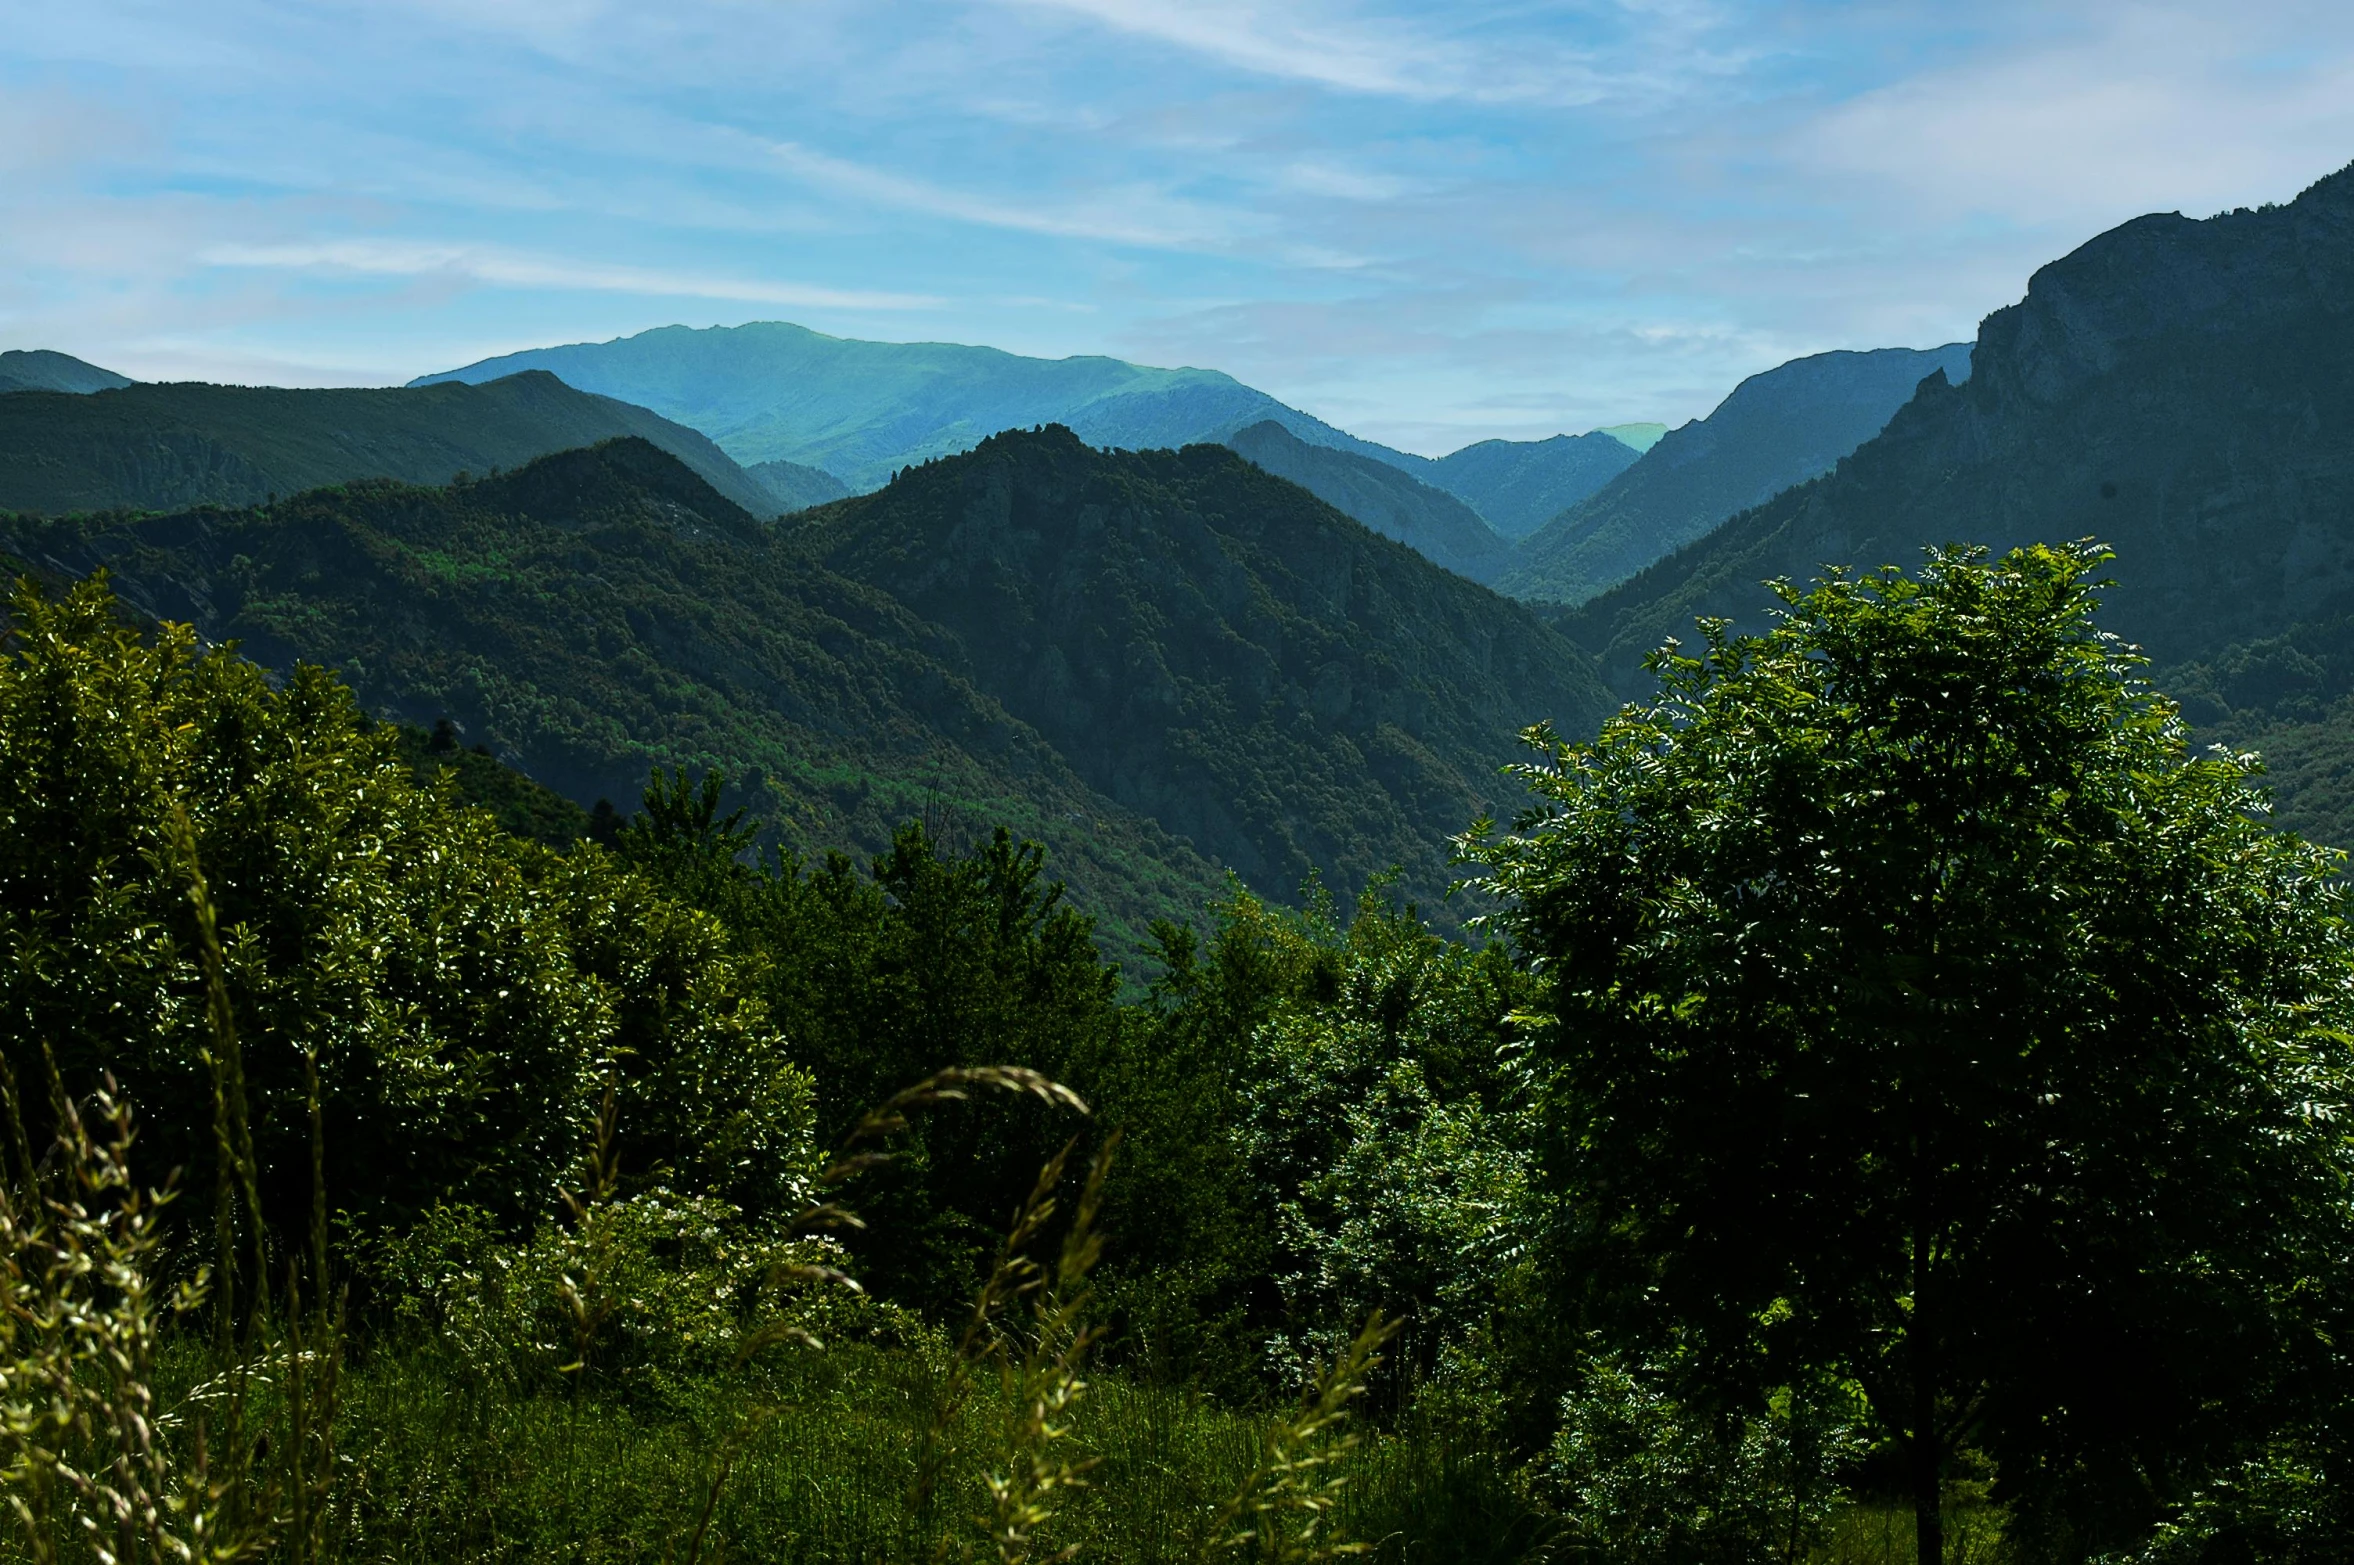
[5,1,2352,453]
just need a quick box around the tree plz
[1462,544,2354,1564]
[0,573,813,1243]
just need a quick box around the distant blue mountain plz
[415,321,1426,493]
[0,350,133,396]
[1423,432,1642,540]
[1225,420,1512,584]
[1499,343,1974,602]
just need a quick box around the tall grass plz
[261,1337,1540,1565]
[0,838,1469,1563]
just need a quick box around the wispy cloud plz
[198,240,944,310]
[11,0,2354,442]
[759,138,1251,250]
[1790,6,2354,223]
[993,0,1745,107]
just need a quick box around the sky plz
[3,2,2352,454]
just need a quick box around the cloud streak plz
[758,138,1252,250]
[197,240,944,311]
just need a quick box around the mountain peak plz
[0,350,134,396]
[409,322,1427,493]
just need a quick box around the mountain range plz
[8,156,2350,890]
[1501,343,1973,603]
[1565,161,2354,844]
[0,350,132,396]
[1223,419,1512,584]
[0,370,782,518]
[412,321,1665,540]
[415,320,1427,493]
[1423,431,1642,540]
[0,328,1984,643]
[0,429,1603,945]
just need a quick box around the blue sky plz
[4,1,2352,453]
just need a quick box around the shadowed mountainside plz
[1424,431,1641,539]
[1501,343,1973,603]
[1564,160,2354,843]
[799,424,1609,906]
[0,436,1223,947]
[1224,419,1512,583]
[0,371,781,518]
[4,429,1606,934]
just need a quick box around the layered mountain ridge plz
[1425,431,1641,540]
[0,371,781,518]
[1566,159,2354,840]
[1502,343,1973,603]
[2,429,1605,940]
[415,321,1427,494]
[1222,419,1512,584]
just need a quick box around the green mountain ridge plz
[1501,343,1973,603]
[746,456,851,512]
[0,349,133,395]
[1565,158,2354,844]
[1223,418,1512,584]
[2,427,1603,937]
[414,320,1429,493]
[1423,430,1641,540]
[800,424,1608,907]
[0,436,1223,948]
[0,370,782,518]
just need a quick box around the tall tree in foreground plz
[1463,543,2354,1565]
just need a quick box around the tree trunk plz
[1911,1186,1943,1565]
[1911,1227,1943,1565]
[1911,1412,1943,1565]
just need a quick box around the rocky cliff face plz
[1566,161,2354,695]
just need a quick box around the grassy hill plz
[0,349,132,395]
[1563,159,2354,844]
[1500,344,1973,604]
[0,370,780,518]
[413,320,1428,492]
[800,425,1607,906]
[1224,419,1512,583]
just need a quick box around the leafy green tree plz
[618,805,1121,1319]
[1462,544,2354,1564]
[0,573,814,1250]
[1237,883,1533,1406]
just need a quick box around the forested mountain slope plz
[0,349,133,395]
[1565,159,2354,840]
[1502,343,1973,603]
[2,429,1598,933]
[0,438,1222,944]
[0,370,780,518]
[1423,430,1641,539]
[747,456,851,512]
[417,320,1424,492]
[1224,419,1512,583]
[799,425,1609,905]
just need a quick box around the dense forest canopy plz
[3,541,2351,1563]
